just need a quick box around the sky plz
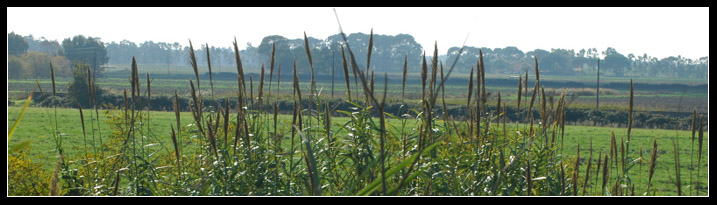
[7,7,710,59]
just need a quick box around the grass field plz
[7,75,709,114]
[8,105,708,195]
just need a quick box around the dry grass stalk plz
[341,45,351,101]
[367,28,374,70]
[646,137,658,194]
[560,161,566,195]
[50,63,56,97]
[429,43,439,108]
[188,40,200,99]
[517,74,522,123]
[35,80,45,94]
[146,73,151,111]
[496,90,502,119]
[620,136,626,175]
[560,93,566,148]
[370,71,375,99]
[627,79,633,141]
[303,32,317,121]
[540,87,547,140]
[594,150,602,195]
[206,43,215,98]
[502,102,507,139]
[421,52,427,103]
[689,109,696,195]
[601,153,609,195]
[673,140,682,195]
[527,82,539,125]
[324,100,332,149]
[638,146,643,185]
[350,51,359,99]
[188,80,204,135]
[124,89,128,122]
[441,63,449,122]
[696,115,704,195]
[402,54,408,104]
[232,38,246,92]
[479,49,486,124]
[480,50,486,108]
[269,43,276,95]
[529,116,534,141]
[173,90,181,144]
[223,98,230,148]
[206,116,218,158]
[249,76,254,110]
[258,63,266,111]
[467,65,474,110]
[49,154,63,196]
[213,107,220,146]
[524,69,529,112]
[582,137,593,196]
[273,100,279,146]
[77,102,89,158]
[691,109,697,143]
[276,64,281,96]
[609,132,617,169]
[170,125,181,176]
[534,56,540,85]
[526,160,532,196]
[573,142,580,196]
[293,59,303,105]
[379,72,389,195]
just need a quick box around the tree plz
[67,62,103,107]
[603,52,630,77]
[39,38,64,57]
[21,52,52,79]
[8,55,25,79]
[51,55,72,78]
[444,46,482,73]
[62,35,109,77]
[8,32,29,56]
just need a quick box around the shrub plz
[67,62,104,107]
[8,148,51,196]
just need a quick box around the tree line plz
[8,32,708,79]
[8,32,108,79]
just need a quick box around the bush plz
[67,62,104,107]
[8,149,51,196]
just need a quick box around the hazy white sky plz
[7,7,709,59]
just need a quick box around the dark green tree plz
[603,48,630,77]
[67,62,103,107]
[8,32,29,56]
[62,35,109,77]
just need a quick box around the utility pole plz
[596,58,600,111]
[94,47,98,79]
[167,48,171,75]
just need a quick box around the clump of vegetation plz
[8,148,51,196]
[67,62,104,107]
